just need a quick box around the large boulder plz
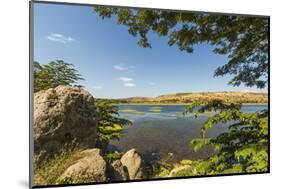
[120,149,144,180]
[33,86,97,156]
[109,160,129,181]
[60,148,108,182]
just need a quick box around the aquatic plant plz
[149,107,162,113]
[120,109,146,115]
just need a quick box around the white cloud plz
[93,86,103,90]
[119,77,136,87]
[114,64,128,71]
[114,64,136,71]
[149,82,156,86]
[119,77,134,82]
[47,33,77,43]
[124,83,136,87]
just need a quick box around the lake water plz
[108,105,268,163]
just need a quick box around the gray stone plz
[120,149,144,180]
[60,148,108,182]
[109,160,129,181]
[33,86,97,156]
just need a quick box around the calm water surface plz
[108,105,268,163]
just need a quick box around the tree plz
[93,7,269,88]
[95,99,132,152]
[34,60,84,92]
[34,60,131,152]
[93,6,269,175]
[179,100,268,175]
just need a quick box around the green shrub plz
[181,100,268,175]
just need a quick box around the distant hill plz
[112,91,268,104]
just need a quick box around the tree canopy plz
[34,60,84,92]
[183,100,268,174]
[93,6,269,175]
[94,6,269,89]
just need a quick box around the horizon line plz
[93,90,268,99]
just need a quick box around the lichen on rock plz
[59,148,109,183]
[120,148,144,180]
[109,160,129,181]
[33,86,97,158]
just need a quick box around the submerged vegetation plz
[119,109,146,115]
[149,107,162,113]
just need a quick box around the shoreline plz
[114,103,268,106]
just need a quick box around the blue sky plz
[34,3,266,98]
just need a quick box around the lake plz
[108,104,268,163]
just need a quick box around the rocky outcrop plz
[58,148,145,182]
[60,149,108,182]
[120,149,144,180]
[33,85,147,183]
[33,86,97,157]
[109,160,129,181]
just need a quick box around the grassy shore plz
[115,103,268,106]
[115,103,190,106]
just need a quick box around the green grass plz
[33,145,84,186]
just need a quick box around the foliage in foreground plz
[93,6,269,176]
[149,152,175,178]
[93,6,268,89]
[34,60,84,92]
[172,100,268,176]
[95,99,132,151]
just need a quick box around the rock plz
[109,160,129,181]
[120,149,144,180]
[168,165,191,177]
[33,86,97,156]
[60,148,108,182]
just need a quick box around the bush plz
[181,100,268,175]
